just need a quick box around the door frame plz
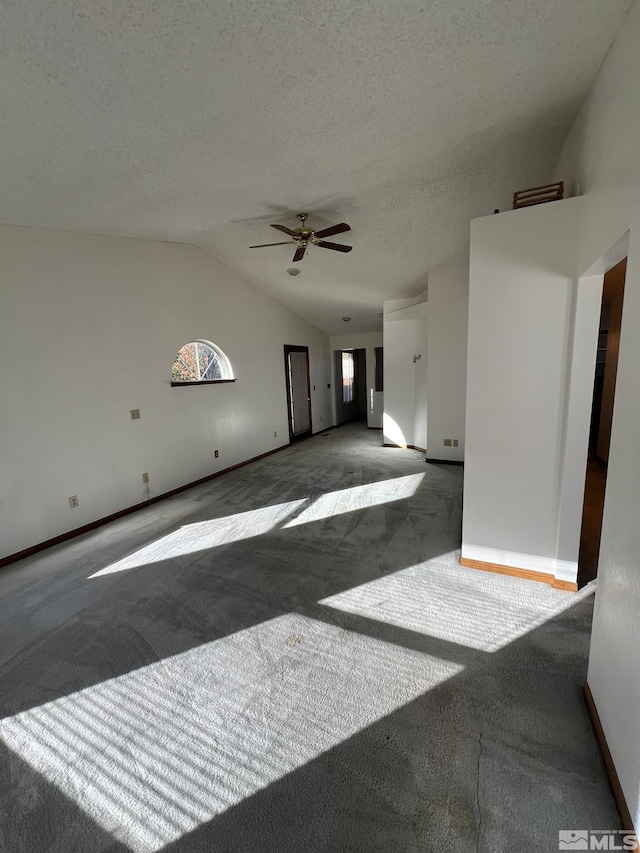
[334,348,367,426]
[283,345,312,442]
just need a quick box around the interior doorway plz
[284,345,312,442]
[578,257,627,586]
[334,348,367,426]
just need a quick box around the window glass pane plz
[172,343,200,381]
[203,354,222,380]
[342,351,354,404]
[171,341,232,383]
[199,346,222,380]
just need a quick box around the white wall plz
[0,224,332,560]
[382,314,422,448]
[383,278,468,456]
[463,197,586,583]
[413,316,429,452]
[554,0,640,828]
[329,332,383,428]
[426,268,468,462]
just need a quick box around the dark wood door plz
[284,345,312,442]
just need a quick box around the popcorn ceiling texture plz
[0,425,619,851]
[0,0,632,332]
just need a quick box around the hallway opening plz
[578,257,627,587]
[334,347,367,426]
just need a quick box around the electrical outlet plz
[142,472,149,483]
[443,439,452,447]
[214,449,219,458]
[69,495,79,508]
[274,431,277,438]
[130,409,141,420]
[453,439,459,448]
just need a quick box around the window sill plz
[171,379,237,387]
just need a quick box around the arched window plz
[171,341,235,386]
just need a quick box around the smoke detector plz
[287,268,301,276]
[341,316,351,322]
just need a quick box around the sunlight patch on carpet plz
[283,473,425,528]
[0,611,462,851]
[320,559,594,652]
[89,499,308,577]
[89,474,425,579]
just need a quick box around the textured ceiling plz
[1,0,632,334]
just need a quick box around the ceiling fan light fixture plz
[249,213,352,263]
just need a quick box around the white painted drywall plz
[383,277,468,456]
[555,0,640,827]
[382,316,420,448]
[463,198,584,574]
[2,2,630,336]
[0,225,331,560]
[413,317,429,453]
[329,332,383,429]
[425,268,469,462]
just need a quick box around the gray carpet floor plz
[0,423,619,852]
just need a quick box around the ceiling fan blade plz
[313,222,351,239]
[249,241,295,248]
[316,241,352,253]
[293,245,307,262]
[270,224,298,237]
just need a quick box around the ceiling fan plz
[250,213,352,262]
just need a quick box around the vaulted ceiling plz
[1,0,632,334]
